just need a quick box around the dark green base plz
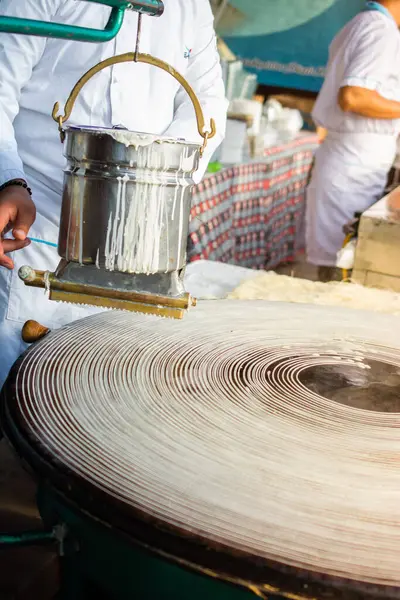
[38,486,280,600]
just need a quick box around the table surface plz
[188,133,320,271]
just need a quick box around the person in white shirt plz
[0,0,227,386]
[306,0,400,281]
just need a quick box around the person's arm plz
[0,0,61,268]
[338,17,400,120]
[162,1,228,183]
[339,86,400,118]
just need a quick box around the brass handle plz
[52,52,216,156]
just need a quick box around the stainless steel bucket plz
[59,126,201,275]
[54,52,216,278]
[18,53,216,319]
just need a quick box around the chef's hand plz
[0,185,36,270]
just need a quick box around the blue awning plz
[220,0,365,92]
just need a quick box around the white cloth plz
[184,260,256,299]
[0,0,228,387]
[306,9,400,267]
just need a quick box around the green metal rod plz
[0,530,56,548]
[0,0,163,43]
[90,0,164,14]
[0,9,124,43]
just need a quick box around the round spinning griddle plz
[3,300,400,599]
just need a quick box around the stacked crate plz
[353,197,400,292]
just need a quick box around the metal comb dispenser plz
[18,53,216,320]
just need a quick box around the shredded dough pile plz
[228,271,400,317]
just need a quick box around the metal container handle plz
[52,52,216,156]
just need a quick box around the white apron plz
[0,175,104,387]
[306,132,396,266]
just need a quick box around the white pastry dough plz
[229,271,400,316]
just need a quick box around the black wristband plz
[0,179,32,196]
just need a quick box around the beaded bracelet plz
[0,179,32,196]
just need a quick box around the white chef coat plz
[306,8,400,266]
[0,0,228,387]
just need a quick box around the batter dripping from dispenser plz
[16,39,218,320]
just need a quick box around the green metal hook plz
[0,0,164,43]
[0,524,66,549]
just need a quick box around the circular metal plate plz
[3,301,400,599]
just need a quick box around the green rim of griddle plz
[1,347,399,600]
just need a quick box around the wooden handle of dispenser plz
[51,52,216,156]
[22,321,50,344]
